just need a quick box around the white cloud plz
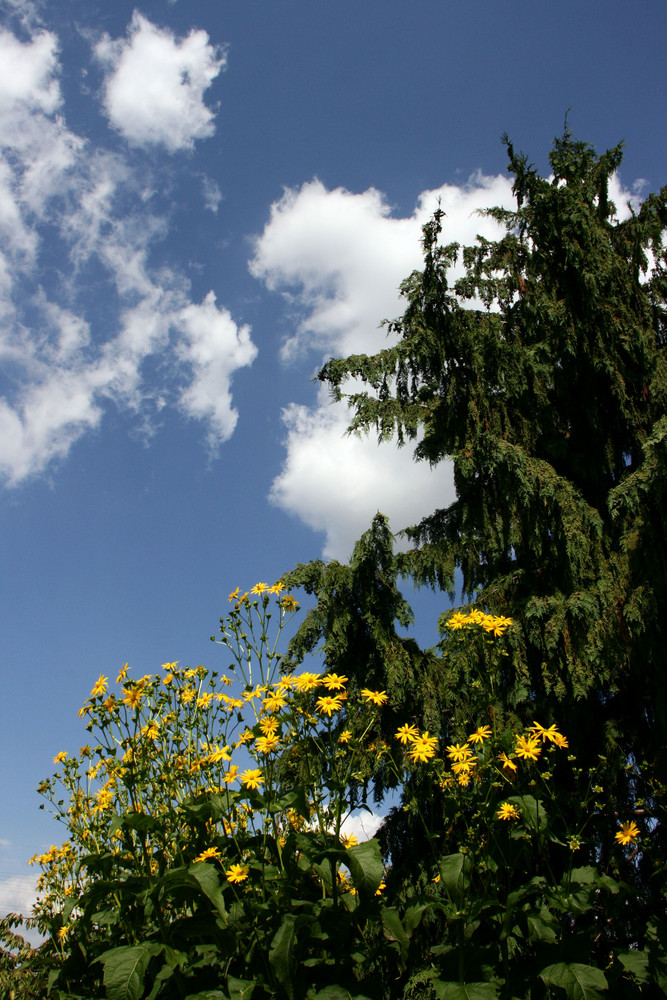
[176,292,258,447]
[95,12,226,152]
[251,174,515,559]
[271,388,455,561]
[0,22,255,487]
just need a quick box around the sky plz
[1,0,665,920]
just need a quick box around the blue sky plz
[1,0,665,917]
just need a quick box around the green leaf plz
[95,944,153,1000]
[184,993,228,999]
[439,853,471,904]
[189,862,228,923]
[432,981,498,999]
[616,949,649,984]
[269,914,295,996]
[311,989,372,1000]
[539,962,608,999]
[344,838,383,895]
[227,976,256,1000]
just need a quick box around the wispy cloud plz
[0,17,253,487]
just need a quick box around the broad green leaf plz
[616,948,649,983]
[508,795,547,833]
[439,853,470,903]
[432,980,498,999]
[311,988,372,1000]
[189,862,228,922]
[539,962,608,999]
[95,944,153,1000]
[526,908,558,943]
[345,838,383,895]
[227,976,256,1000]
[381,907,409,947]
[269,914,295,995]
[184,993,227,999]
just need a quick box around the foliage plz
[3,588,665,997]
[283,131,667,959]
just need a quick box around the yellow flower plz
[321,673,348,691]
[497,801,521,821]
[514,734,541,761]
[279,595,299,612]
[122,686,143,710]
[90,674,108,697]
[235,729,254,746]
[228,587,240,602]
[161,661,178,671]
[197,692,215,708]
[94,787,114,812]
[141,722,159,740]
[499,752,517,774]
[116,662,129,683]
[361,688,388,706]
[375,880,386,896]
[206,744,231,764]
[269,581,285,594]
[339,729,352,744]
[53,751,68,764]
[102,695,117,713]
[615,821,640,846]
[222,764,239,785]
[315,695,344,717]
[551,732,569,749]
[259,717,280,735]
[446,611,471,630]
[446,743,473,763]
[255,734,280,754]
[194,847,221,863]
[57,925,70,941]
[341,833,358,849]
[530,722,561,743]
[395,724,419,744]
[240,768,263,789]
[468,725,492,744]
[180,687,196,705]
[226,863,249,883]
[264,693,288,712]
[406,731,438,764]
[295,672,321,691]
[251,582,269,594]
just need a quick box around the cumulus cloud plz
[175,292,258,447]
[251,174,516,559]
[271,387,455,561]
[95,12,226,151]
[0,20,254,487]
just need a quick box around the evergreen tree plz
[283,132,667,923]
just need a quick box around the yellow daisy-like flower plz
[530,722,561,743]
[222,764,239,785]
[259,717,280,735]
[497,802,521,821]
[206,745,231,764]
[315,695,344,717]
[395,724,419,744]
[240,768,263,790]
[197,692,215,709]
[141,722,159,740]
[341,833,358,849]
[251,582,269,595]
[496,752,515,775]
[255,735,280,754]
[57,925,70,941]
[375,880,386,896]
[269,581,285,594]
[321,673,348,691]
[122,686,143,710]
[468,725,492,744]
[446,743,473,763]
[514,734,541,761]
[53,751,68,764]
[361,688,388,706]
[279,595,299,613]
[295,672,321,692]
[235,729,254,746]
[446,611,470,630]
[614,821,640,846]
[227,587,240,602]
[194,847,221,863]
[94,787,114,812]
[226,863,249,884]
[180,687,196,705]
[407,733,438,764]
[551,732,569,749]
[263,693,288,712]
[339,729,352,744]
[90,674,108,697]
[116,662,129,683]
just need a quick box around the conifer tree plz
[283,132,666,908]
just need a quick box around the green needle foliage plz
[281,131,667,978]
